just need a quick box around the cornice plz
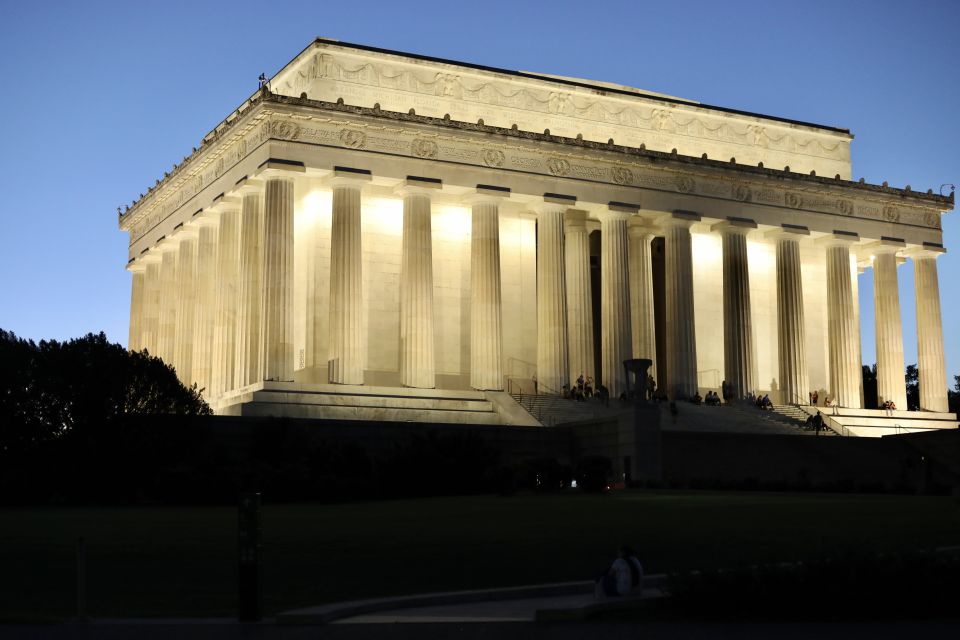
[119,92,953,241]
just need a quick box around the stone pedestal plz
[871,241,907,410]
[564,209,594,386]
[469,190,505,390]
[399,182,438,389]
[212,205,240,397]
[914,251,948,412]
[663,212,700,400]
[235,192,264,388]
[262,177,295,382]
[174,235,197,385]
[822,234,861,408]
[628,219,656,379]
[600,208,633,397]
[328,170,369,385]
[536,197,570,395]
[715,219,757,399]
[767,227,809,406]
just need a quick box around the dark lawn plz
[2,490,958,621]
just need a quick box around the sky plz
[0,0,957,385]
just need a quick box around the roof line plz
[307,37,852,136]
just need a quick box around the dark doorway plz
[651,236,666,394]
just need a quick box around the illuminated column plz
[564,209,594,386]
[913,248,948,412]
[174,233,198,385]
[191,215,219,397]
[714,218,757,399]
[140,257,161,357]
[628,218,656,378]
[766,225,809,406]
[468,186,507,391]
[399,177,439,389]
[601,204,633,397]
[328,168,370,385]
[820,232,861,408]
[536,195,571,395]
[235,184,264,388]
[156,243,178,367]
[663,211,700,400]
[261,174,297,382]
[211,199,240,397]
[870,240,907,410]
[127,263,145,352]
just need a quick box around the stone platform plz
[213,382,540,426]
[808,406,959,437]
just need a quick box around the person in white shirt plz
[596,546,644,598]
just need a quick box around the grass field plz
[2,490,959,621]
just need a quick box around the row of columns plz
[128,174,949,412]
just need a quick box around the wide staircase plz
[510,393,833,435]
[510,393,628,426]
[215,382,539,426]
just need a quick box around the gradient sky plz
[1,0,957,386]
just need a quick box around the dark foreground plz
[2,491,958,620]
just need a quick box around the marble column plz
[191,217,219,396]
[328,169,370,385]
[235,189,264,388]
[821,233,861,408]
[766,226,809,406]
[211,202,240,398]
[262,176,295,382]
[174,234,198,385]
[140,258,161,358]
[628,218,656,379]
[870,240,907,410]
[714,218,757,399]
[156,245,178,367]
[399,179,438,389]
[536,196,570,395]
[469,187,506,391]
[127,265,145,353]
[601,206,633,397]
[913,249,948,412]
[663,211,700,400]
[564,209,594,387]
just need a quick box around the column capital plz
[765,223,810,242]
[254,158,306,178]
[328,166,373,189]
[563,208,589,231]
[232,177,262,197]
[660,209,701,228]
[540,192,577,208]
[865,237,906,257]
[126,257,147,273]
[462,184,510,206]
[906,242,947,260]
[395,175,442,197]
[711,216,757,235]
[815,230,860,248]
[607,200,641,214]
[627,216,657,239]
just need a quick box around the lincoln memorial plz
[118,39,956,436]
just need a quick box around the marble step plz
[232,401,500,424]
[246,390,494,413]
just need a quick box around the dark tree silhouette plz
[0,330,209,457]
[949,375,960,415]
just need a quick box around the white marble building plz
[119,39,954,431]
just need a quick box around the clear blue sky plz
[1,1,957,385]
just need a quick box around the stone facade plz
[119,39,953,415]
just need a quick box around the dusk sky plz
[1,0,957,384]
